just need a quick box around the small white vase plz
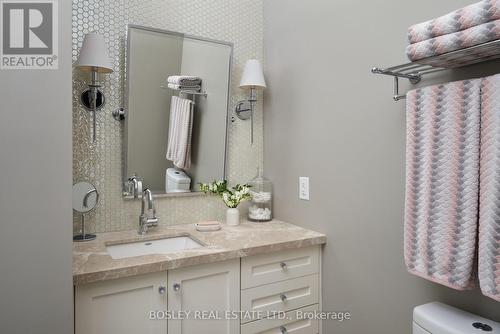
[226,208,240,226]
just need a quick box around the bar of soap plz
[196,221,222,232]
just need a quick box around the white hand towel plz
[166,96,194,170]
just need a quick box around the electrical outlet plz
[299,177,310,200]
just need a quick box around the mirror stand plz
[73,214,96,242]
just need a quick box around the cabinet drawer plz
[241,304,319,334]
[241,274,319,323]
[241,246,320,289]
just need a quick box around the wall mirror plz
[123,25,232,197]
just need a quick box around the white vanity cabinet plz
[75,271,168,334]
[75,260,240,334]
[241,305,320,334]
[167,259,240,334]
[240,246,321,334]
[75,245,321,334]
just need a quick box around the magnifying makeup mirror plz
[73,182,99,241]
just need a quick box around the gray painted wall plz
[181,39,232,186]
[0,1,73,333]
[263,1,500,333]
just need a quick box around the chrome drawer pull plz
[158,286,166,294]
[173,283,181,292]
[280,262,288,271]
[280,293,287,302]
[280,326,288,334]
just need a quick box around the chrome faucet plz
[139,188,158,235]
[127,174,143,198]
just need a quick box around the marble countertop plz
[73,220,326,285]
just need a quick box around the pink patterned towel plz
[404,79,481,290]
[479,73,500,302]
[411,40,500,69]
[408,0,500,44]
[406,20,500,62]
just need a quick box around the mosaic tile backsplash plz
[72,0,264,233]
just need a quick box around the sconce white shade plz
[239,59,266,89]
[76,32,113,73]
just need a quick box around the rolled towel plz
[167,75,202,87]
[408,0,500,44]
[404,79,481,290]
[479,73,500,302]
[167,83,201,91]
[406,19,500,62]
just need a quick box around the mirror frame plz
[122,24,233,198]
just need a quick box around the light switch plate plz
[299,177,310,200]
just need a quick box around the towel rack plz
[178,89,208,98]
[372,39,500,101]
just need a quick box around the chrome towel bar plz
[372,39,500,101]
[160,85,208,97]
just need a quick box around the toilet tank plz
[165,168,191,193]
[413,302,500,334]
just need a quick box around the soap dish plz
[196,221,222,232]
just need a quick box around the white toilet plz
[413,302,500,333]
[165,168,191,193]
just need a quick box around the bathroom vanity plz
[71,23,325,334]
[73,220,326,334]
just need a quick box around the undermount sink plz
[106,236,204,259]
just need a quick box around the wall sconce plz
[235,59,266,144]
[75,32,113,142]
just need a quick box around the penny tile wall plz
[72,0,263,232]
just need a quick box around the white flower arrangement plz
[199,180,251,208]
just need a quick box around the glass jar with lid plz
[248,167,272,222]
